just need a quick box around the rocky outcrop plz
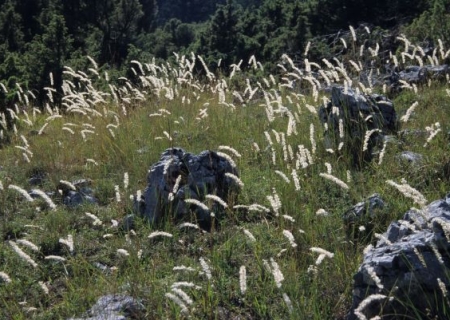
[347,194,450,319]
[134,148,240,230]
[68,294,144,320]
[318,86,398,167]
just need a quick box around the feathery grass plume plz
[437,278,448,298]
[9,241,38,268]
[38,281,49,295]
[310,247,334,258]
[205,194,228,208]
[85,212,102,226]
[319,173,349,190]
[283,215,295,222]
[275,170,290,184]
[171,281,201,291]
[325,162,332,174]
[0,271,11,283]
[44,255,66,262]
[31,189,56,209]
[0,180,3,190]
[291,169,300,191]
[316,208,329,217]
[413,247,426,267]
[173,266,197,273]
[184,198,209,211]
[430,242,444,265]
[16,239,40,252]
[179,222,200,230]
[304,41,311,56]
[310,123,316,154]
[386,180,427,207]
[114,185,121,202]
[217,151,236,168]
[199,257,212,280]
[165,292,189,315]
[267,188,282,216]
[218,145,242,158]
[377,140,388,165]
[243,229,256,242]
[362,129,381,152]
[59,234,74,253]
[270,258,284,288]
[148,231,173,239]
[117,249,130,257]
[424,122,441,147]
[354,294,388,320]
[283,230,297,248]
[366,266,383,289]
[340,38,347,49]
[225,172,244,188]
[239,266,247,294]
[59,180,76,191]
[283,292,294,313]
[8,184,34,202]
[349,25,357,42]
[38,122,49,135]
[123,172,129,190]
[172,288,193,305]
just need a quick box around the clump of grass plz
[0,34,449,319]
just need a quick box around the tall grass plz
[0,29,450,319]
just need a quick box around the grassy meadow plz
[0,32,450,319]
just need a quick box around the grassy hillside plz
[0,32,449,319]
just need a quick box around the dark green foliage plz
[0,0,446,109]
